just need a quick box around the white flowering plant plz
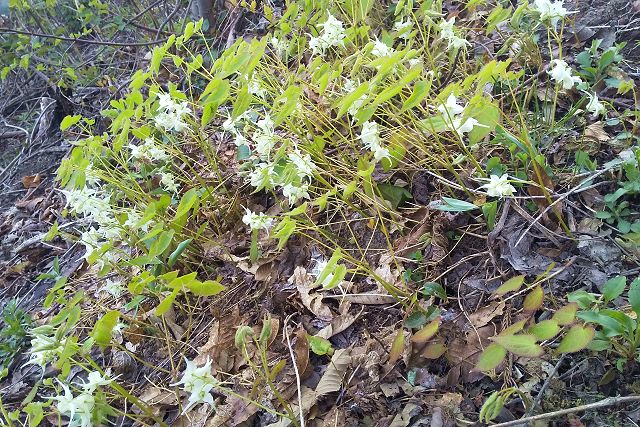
[15,0,635,424]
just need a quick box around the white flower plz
[270,37,289,57]
[100,279,124,298]
[172,358,218,414]
[159,172,179,193]
[532,0,569,28]
[359,121,391,162]
[450,116,485,138]
[371,39,394,57]
[80,227,104,260]
[154,93,191,132]
[308,13,346,56]
[343,78,367,117]
[479,174,516,198]
[288,150,316,179]
[438,17,470,51]
[53,382,95,427]
[124,210,152,232]
[27,327,66,368]
[80,372,112,393]
[154,110,189,132]
[129,138,171,163]
[247,77,266,98]
[242,208,274,231]
[394,18,413,39]
[248,162,277,189]
[548,59,582,90]
[84,163,101,188]
[282,183,310,206]
[437,93,465,117]
[586,93,606,116]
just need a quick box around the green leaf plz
[434,197,478,212]
[552,303,578,325]
[405,311,427,329]
[167,239,193,268]
[186,279,225,296]
[529,320,560,341]
[175,188,199,220]
[377,183,412,209]
[308,335,334,356]
[476,343,507,371]
[156,287,180,316]
[401,80,432,112]
[148,229,175,258]
[60,115,81,131]
[603,276,626,302]
[557,325,595,353]
[491,334,543,357]
[628,277,640,317]
[422,282,447,300]
[324,264,347,290]
[494,275,525,296]
[421,342,447,359]
[91,310,120,347]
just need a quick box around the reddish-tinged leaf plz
[491,334,543,357]
[557,325,595,353]
[421,342,447,359]
[529,319,560,341]
[552,303,578,325]
[523,285,544,312]
[476,343,507,372]
[410,318,440,345]
[388,329,405,365]
[494,275,525,296]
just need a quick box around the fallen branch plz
[492,395,640,427]
[0,28,169,46]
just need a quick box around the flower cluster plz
[359,121,391,162]
[242,208,274,231]
[129,137,171,163]
[548,59,582,90]
[27,326,67,368]
[479,174,516,198]
[371,39,394,57]
[53,372,113,427]
[438,18,470,51]
[309,13,346,56]
[154,92,191,132]
[532,0,569,28]
[394,18,413,39]
[437,94,483,138]
[172,358,219,414]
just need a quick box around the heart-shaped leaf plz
[476,343,507,372]
[523,285,544,312]
[557,325,595,353]
[552,303,578,325]
[494,275,525,296]
[492,334,543,357]
[529,320,560,341]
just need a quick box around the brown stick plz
[0,28,169,46]
[491,395,640,427]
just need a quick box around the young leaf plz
[174,188,199,220]
[421,342,447,359]
[167,239,193,268]
[148,229,175,258]
[552,303,578,325]
[91,310,120,347]
[494,275,525,296]
[308,335,334,356]
[628,277,640,317]
[156,287,180,316]
[523,285,544,312]
[410,318,440,345]
[557,325,595,353]
[476,343,507,371]
[491,334,543,357]
[388,329,405,365]
[529,320,560,341]
[433,197,479,212]
[603,275,626,302]
[186,279,225,296]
